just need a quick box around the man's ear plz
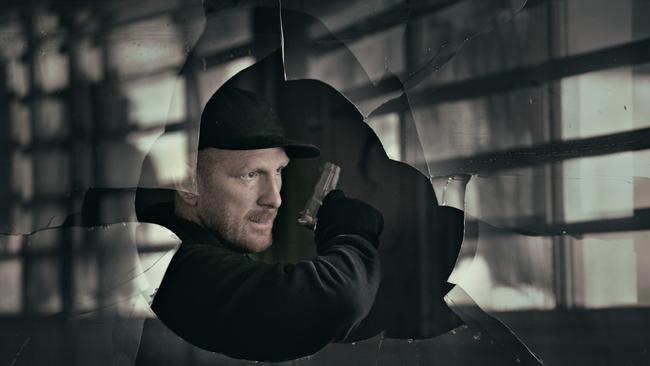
[177,188,198,206]
[174,152,199,206]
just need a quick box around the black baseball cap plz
[198,86,320,158]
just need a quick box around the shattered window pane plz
[1,0,649,365]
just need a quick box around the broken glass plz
[1,0,649,365]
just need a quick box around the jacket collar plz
[138,201,229,248]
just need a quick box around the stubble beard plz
[201,208,275,253]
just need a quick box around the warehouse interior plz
[1,0,649,365]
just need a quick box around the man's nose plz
[258,175,282,209]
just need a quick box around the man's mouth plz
[248,211,276,226]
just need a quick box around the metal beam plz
[466,207,650,238]
[368,37,650,114]
[427,126,650,175]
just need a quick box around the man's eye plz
[242,171,259,180]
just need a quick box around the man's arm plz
[151,191,383,362]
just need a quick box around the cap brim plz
[281,142,321,159]
[201,135,320,159]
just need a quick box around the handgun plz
[297,162,341,230]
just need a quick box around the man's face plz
[195,147,289,253]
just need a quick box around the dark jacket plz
[144,203,381,362]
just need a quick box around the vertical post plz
[18,1,38,317]
[545,0,574,309]
[59,9,88,320]
[174,1,201,151]
[0,61,12,232]
[93,14,111,314]
[403,14,434,335]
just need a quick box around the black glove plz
[315,189,384,250]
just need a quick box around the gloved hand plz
[315,189,384,250]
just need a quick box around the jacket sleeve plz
[151,234,381,362]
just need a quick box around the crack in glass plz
[1,0,649,365]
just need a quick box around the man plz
[141,86,384,362]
